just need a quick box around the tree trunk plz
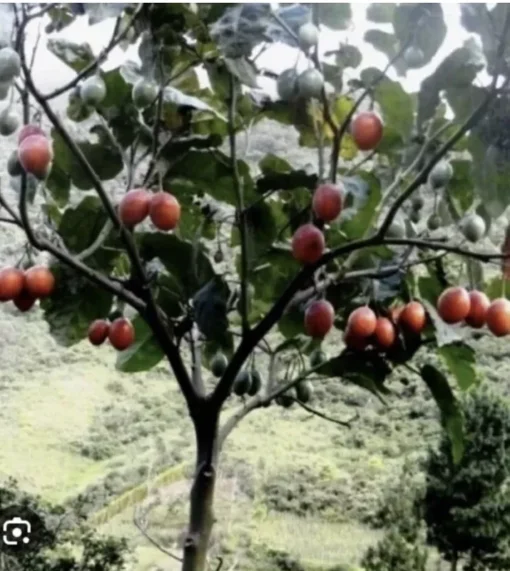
[450,553,458,571]
[181,407,219,571]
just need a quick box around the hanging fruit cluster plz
[119,188,181,231]
[0,265,55,312]
[87,317,135,351]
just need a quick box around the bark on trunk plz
[181,408,219,571]
[450,553,458,571]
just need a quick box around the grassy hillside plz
[1,117,510,570]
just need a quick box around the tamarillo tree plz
[2,3,510,570]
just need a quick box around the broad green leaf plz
[366,3,396,23]
[192,276,230,345]
[448,159,474,213]
[445,85,486,124]
[50,126,123,190]
[316,350,392,402]
[259,154,292,175]
[364,30,400,63]
[438,342,479,392]
[224,57,258,88]
[46,38,95,72]
[484,277,510,301]
[417,38,485,127]
[250,248,300,307]
[278,306,305,339]
[420,364,465,464]
[335,44,362,69]
[138,233,214,296]
[66,90,93,123]
[393,4,447,68]
[317,4,352,30]
[41,264,113,347]
[256,171,317,194]
[361,68,415,142]
[116,316,165,373]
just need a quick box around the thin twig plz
[43,4,144,101]
[293,399,359,427]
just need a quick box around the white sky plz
[19,3,485,108]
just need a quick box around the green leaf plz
[250,248,300,307]
[316,350,392,402]
[445,85,487,125]
[438,342,479,392]
[224,57,258,88]
[138,233,214,296]
[361,68,415,142]
[420,364,464,464]
[417,38,485,127]
[50,126,124,191]
[41,265,113,347]
[66,91,93,123]
[46,38,95,72]
[259,153,292,175]
[393,4,447,68]
[448,159,474,213]
[116,316,165,373]
[364,29,399,62]
[317,4,352,30]
[278,306,305,339]
[335,44,362,69]
[366,3,396,23]
[484,277,510,301]
[256,171,317,194]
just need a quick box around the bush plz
[361,529,428,571]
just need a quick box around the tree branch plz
[293,398,359,428]
[228,74,249,335]
[42,4,144,101]
[189,325,205,397]
[17,12,197,410]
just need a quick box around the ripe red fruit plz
[119,188,151,227]
[149,192,181,231]
[373,317,396,349]
[398,301,426,334]
[347,306,377,338]
[88,319,110,346]
[486,298,510,337]
[312,183,343,222]
[291,223,325,265]
[18,134,53,179]
[18,124,46,145]
[344,328,369,351]
[24,266,55,298]
[304,299,335,338]
[13,291,36,312]
[108,317,135,350]
[351,111,383,151]
[0,267,25,301]
[465,290,490,328]
[437,286,471,324]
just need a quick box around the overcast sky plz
[14,3,484,108]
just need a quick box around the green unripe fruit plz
[385,221,406,239]
[427,214,441,231]
[213,249,224,263]
[297,68,324,99]
[310,349,327,368]
[233,370,251,396]
[132,79,158,109]
[7,150,23,176]
[298,23,319,49]
[403,46,424,68]
[276,387,296,408]
[0,107,19,136]
[428,160,453,189]
[410,210,421,223]
[80,75,107,106]
[277,68,298,101]
[248,369,262,396]
[211,352,228,378]
[0,47,21,82]
[296,381,313,403]
[461,213,486,243]
[411,195,424,211]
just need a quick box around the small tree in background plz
[423,388,510,571]
[1,3,510,570]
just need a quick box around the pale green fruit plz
[411,195,424,211]
[297,68,324,99]
[410,210,420,223]
[298,23,319,49]
[386,220,406,239]
[80,75,107,106]
[277,68,298,101]
[461,213,486,243]
[403,46,425,68]
[132,79,158,108]
[0,47,21,82]
[0,80,11,101]
[0,107,19,136]
[427,214,441,231]
[428,160,453,189]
